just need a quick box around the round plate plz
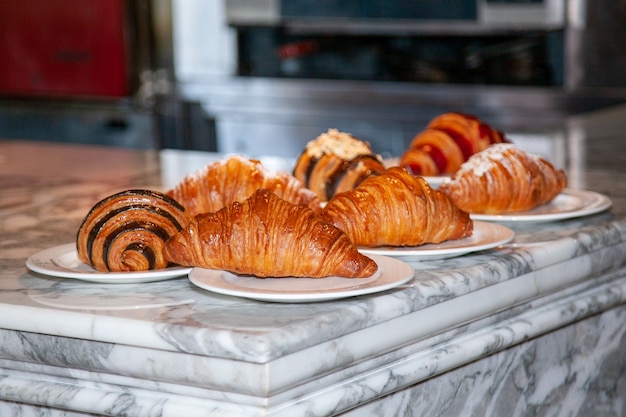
[359,221,514,261]
[188,255,414,303]
[26,243,192,284]
[380,158,449,189]
[421,175,449,189]
[470,189,612,223]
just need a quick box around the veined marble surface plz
[0,105,625,416]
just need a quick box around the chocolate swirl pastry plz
[293,129,386,202]
[76,189,190,272]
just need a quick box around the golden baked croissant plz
[321,167,473,247]
[167,155,321,217]
[76,189,190,272]
[164,188,378,278]
[438,143,568,214]
[293,129,386,202]
[399,112,509,176]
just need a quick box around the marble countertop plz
[1,105,626,416]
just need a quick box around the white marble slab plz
[1,140,626,416]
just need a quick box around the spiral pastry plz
[399,112,509,176]
[76,189,190,272]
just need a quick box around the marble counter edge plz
[0,235,623,400]
[1,266,625,416]
[1,217,625,363]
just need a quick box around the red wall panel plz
[0,0,130,98]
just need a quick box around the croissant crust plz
[164,188,378,278]
[438,143,568,214]
[167,155,321,216]
[321,167,473,247]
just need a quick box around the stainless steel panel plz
[181,77,626,158]
[565,0,626,90]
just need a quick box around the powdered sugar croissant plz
[321,167,473,247]
[164,188,378,278]
[167,155,321,216]
[438,143,567,214]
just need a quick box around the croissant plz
[321,167,473,247]
[164,188,378,278]
[167,155,321,217]
[76,189,190,272]
[399,112,509,176]
[293,129,386,202]
[438,143,568,214]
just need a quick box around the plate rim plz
[358,221,514,260]
[469,188,611,223]
[188,255,415,303]
[26,243,192,283]
[421,175,449,188]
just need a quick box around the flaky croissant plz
[167,155,321,217]
[438,143,567,214]
[76,189,190,272]
[399,112,509,176]
[164,188,378,278]
[321,167,473,247]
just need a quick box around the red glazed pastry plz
[400,112,509,176]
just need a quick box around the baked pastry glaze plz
[165,188,378,278]
[167,155,321,216]
[321,167,473,247]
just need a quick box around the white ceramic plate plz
[359,221,514,261]
[26,243,192,284]
[470,189,612,223]
[188,255,414,303]
[421,175,449,189]
[381,158,449,189]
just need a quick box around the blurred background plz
[1,0,625,158]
